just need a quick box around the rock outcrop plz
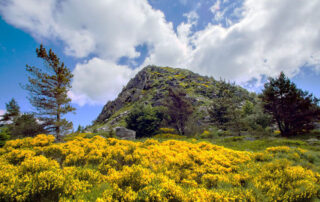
[115,127,136,140]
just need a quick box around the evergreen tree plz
[1,98,20,122]
[261,72,320,136]
[9,114,45,138]
[24,44,75,140]
[164,87,194,135]
[0,127,10,147]
[209,81,242,134]
[76,125,85,133]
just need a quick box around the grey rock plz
[307,138,319,144]
[244,137,256,141]
[97,127,109,132]
[115,127,136,140]
[314,122,320,129]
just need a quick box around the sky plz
[0,0,320,129]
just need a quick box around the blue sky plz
[0,0,320,129]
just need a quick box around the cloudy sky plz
[1,0,320,128]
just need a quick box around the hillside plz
[93,65,254,131]
[1,134,319,201]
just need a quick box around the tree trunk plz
[56,104,61,141]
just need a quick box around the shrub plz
[153,133,184,139]
[159,128,176,134]
[126,104,164,138]
[0,135,319,201]
[0,127,10,147]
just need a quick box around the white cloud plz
[0,109,5,116]
[0,0,185,61]
[187,0,320,83]
[1,0,320,105]
[177,11,198,44]
[70,58,134,105]
[0,0,189,105]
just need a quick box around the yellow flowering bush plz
[0,134,319,201]
[153,133,184,139]
[159,128,176,133]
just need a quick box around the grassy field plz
[0,134,319,201]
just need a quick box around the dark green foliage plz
[163,87,194,135]
[0,99,44,140]
[126,104,164,138]
[0,127,10,147]
[261,72,320,136]
[1,98,20,122]
[209,81,273,135]
[9,114,46,138]
[24,44,75,140]
[242,100,254,116]
[76,125,85,133]
[241,100,273,131]
[209,81,243,134]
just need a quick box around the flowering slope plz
[0,135,319,201]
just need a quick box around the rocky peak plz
[94,65,251,129]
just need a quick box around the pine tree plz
[24,44,75,140]
[209,81,243,134]
[261,72,320,136]
[164,87,194,135]
[1,98,20,122]
[9,114,46,138]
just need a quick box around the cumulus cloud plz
[0,0,188,105]
[1,0,320,105]
[69,58,134,105]
[0,0,186,60]
[188,0,320,83]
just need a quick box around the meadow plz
[0,134,319,201]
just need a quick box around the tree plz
[209,81,243,134]
[1,98,20,122]
[24,44,75,140]
[0,127,10,147]
[9,114,46,138]
[126,104,164,138]
[76,125,84,133]
[240,99,273,132]
[261,72,320,136]
[164,87,194,135]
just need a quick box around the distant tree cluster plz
[208,81,272,136]
[0,98,45,145]
[208,72,320,137]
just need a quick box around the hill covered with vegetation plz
[93,65,255,134]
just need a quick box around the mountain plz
[93,65,254,130]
